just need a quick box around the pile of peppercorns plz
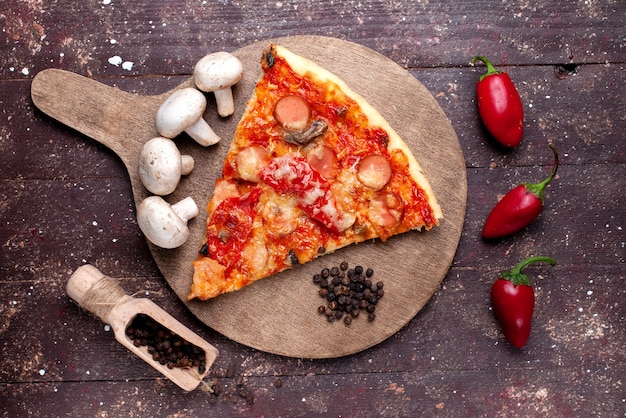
[314,261,384,325]
[125,314,207,373]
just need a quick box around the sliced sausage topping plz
[369,192,405,227]
[274,95,310,131]
[235,145,270,182]
[357,154,392,190]
[261,198,301,237]
[307,145,338,179]
[208,179,240,214]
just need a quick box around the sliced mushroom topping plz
[357,154,392,190]
[284,119,328,145]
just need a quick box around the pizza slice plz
[188,44,442,301]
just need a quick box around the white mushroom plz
[138,137,195,196]
[137,196,199,249]
[155,87,220,146]
[193,51,243,117]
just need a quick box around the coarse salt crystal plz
[108,56,123,66]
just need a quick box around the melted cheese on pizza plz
[189,44,441,300]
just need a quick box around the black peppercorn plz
[313,261,384,326]
[125,314,207,373]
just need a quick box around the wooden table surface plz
[1,1,624,416]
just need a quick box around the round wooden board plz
[31,35,466,359]
[170,36,466,358]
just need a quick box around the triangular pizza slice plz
[188,44,442,301]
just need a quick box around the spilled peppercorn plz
[126,314,207,373]
[314,261,384,325]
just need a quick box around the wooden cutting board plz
[31,35,466,358]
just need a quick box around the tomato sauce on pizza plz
[189,44,442,301]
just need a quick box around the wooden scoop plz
[66,264,218,391]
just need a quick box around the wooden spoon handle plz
[66,264,131,321]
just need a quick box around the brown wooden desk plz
[1,1,624,416]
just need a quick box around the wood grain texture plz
[3,0,625,415]
[31,35,466,358]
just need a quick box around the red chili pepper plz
[491,256,556,348]
[482,143,559,239]
[471,55,524,148]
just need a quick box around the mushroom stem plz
[181,155,195,176]
[214,88,235,118]
[172,197,199,222]
[185,119,220,147]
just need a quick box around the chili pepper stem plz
[524,143,559,200]
[501,256,557,285]
[471,56,500,80]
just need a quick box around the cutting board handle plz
[31,68,166,169]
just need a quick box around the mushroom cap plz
[193,51,244,92]
[137,196,198,249]
[138,137,186,196]
[156,87,207,139]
